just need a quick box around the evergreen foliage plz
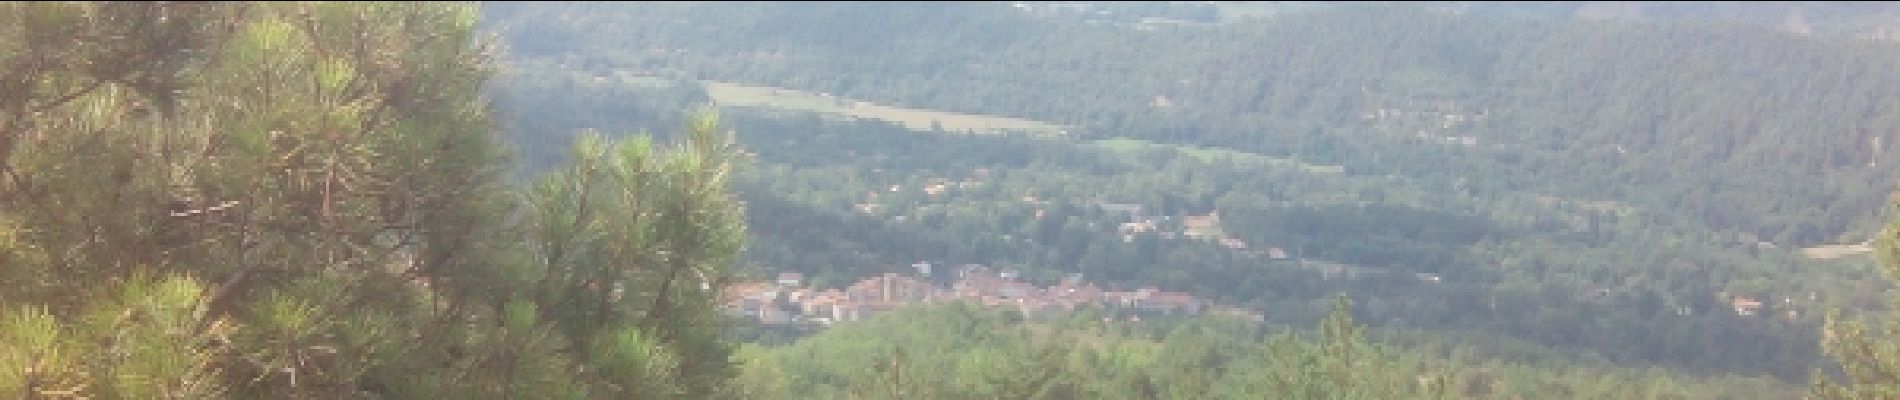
[0,2,746,398]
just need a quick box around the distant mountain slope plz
[480,1,1900,382]
[484,1,1900,247]
[1432,1,1900,39]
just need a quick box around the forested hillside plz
[1430,1,1900,39]
[489,1,1900,247]
[476,1,1900,386]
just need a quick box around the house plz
[1182,212,1220,238]
[846,273,934,304]
[1119,221,1156,236]
[1732,297,1763,316]
[1144,291,1202,316]
[730,261,1233,330]
[1103,291,1140,309]
[720,282,778,318]
[1266,247,1290,260]
[777,272,802,288]
[1219,237,1248,250]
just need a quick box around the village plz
[722,263,1265,327]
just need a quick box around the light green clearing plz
[1800,243,1874,260]
[702,81,1072,136]
[615,74,675,88]
[700,81,1341,174]
[1094,138,1345,174]
[1212,1,1328,24]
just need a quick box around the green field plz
[702,81,1072,136]
[1213,1,1329,24]
[700,81,1345,175]
[1094,137,1345,174]
[1801,243,1874,260]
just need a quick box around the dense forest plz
[488,1,1900,247]
[13,1,1900,399]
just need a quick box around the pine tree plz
[0,2,750,398]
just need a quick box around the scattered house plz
[1152,95,1174,108]
[1182,212,1221,239]
[1219,237,1248,250]
[1143,291,1203,316]
[777,272,802,288]
[1266,247,1290,260]
[847,273,935,305]
[957,264,988,278]
[725,262,1227,327]
[1414,273,1442,283]
[1119,221,1157,236]
[1732,297,1763,316]
[722,282,784,321]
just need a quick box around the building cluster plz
[722,264,1255,326]
[1719,291,1809,321]
[1102,203,1292,259]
